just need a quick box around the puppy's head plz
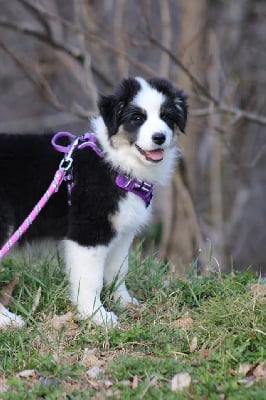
[98,77,187,165]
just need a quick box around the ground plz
[0,246,265,399]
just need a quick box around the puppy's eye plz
[131,114,145,123]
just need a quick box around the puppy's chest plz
[111,193,151,234]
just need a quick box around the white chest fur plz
[112,193,151,236]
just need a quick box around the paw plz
[114,290,139,308]
[92,308,119,327]
[78,305,118,327]
[0,305,25,329]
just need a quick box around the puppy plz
[0,77,187,327]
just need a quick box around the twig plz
[0,38,88,119]
[14,0,156,77]
[74,0,98,112]
[159,0,171,75]
[191,104,266,127]
[141,10,266,127]
[19,0,52,36]
[149,36,218,104]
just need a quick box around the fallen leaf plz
[237,362,266,387]
[16,369,38,379]
[81,348,101,368]
[50,311,78,334]
[253,362,266,378]
[198,349,210,359]
[171,372,191,392]
[131,375,138,389]
[199,349,210,358]
[0,275,20,306]
[30,287,42,315]
[237,363,253,375]
[250,283,266,299]
[189,336,198,353]
[0,376,9,393]
[103,379,113,388]
[229,367,236,376]
[171,316,193,330]
[50,312,74,329]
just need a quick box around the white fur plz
[0,304,24,329]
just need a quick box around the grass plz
[0,246,265,399]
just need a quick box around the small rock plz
[171,372,191,392]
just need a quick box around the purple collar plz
[52,132,153,207]
[115,174,153,207]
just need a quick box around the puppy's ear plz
[174,90,188,134]
[99,78,141,136]
[98,95,124,136]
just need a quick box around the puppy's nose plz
[152,132,166,145]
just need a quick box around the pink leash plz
[0,132,81,260]
[0,169,65,259]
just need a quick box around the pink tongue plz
[145,149,164,161]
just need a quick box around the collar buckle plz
[115,175,153,207]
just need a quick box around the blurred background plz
[0,0,265,274]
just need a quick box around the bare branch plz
[12,1,155,77]
[150,35,218,104]
[18,0,52,36]
[159,1,171,75]
[74,0,98,112]
[0,17,84,61]
[142,12,266,128]
[114,0,129,77]
[191,104,266,127]
[0,38,88,119]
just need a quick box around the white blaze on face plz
[133,78,173,159]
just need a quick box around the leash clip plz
[59,157,73,171]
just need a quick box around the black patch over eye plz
[160,110,175,130]
[121,106,147,133]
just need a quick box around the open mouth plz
[135,144,164,163]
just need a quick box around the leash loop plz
[51,131,76,154]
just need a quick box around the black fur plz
[0,133,125,248]
[68,146,126,246]
[148,77,188,133]
[98,78,141,136]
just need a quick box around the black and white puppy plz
[0,77,187,327]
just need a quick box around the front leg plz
[63,239,118,326]
[104,233,138,307]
